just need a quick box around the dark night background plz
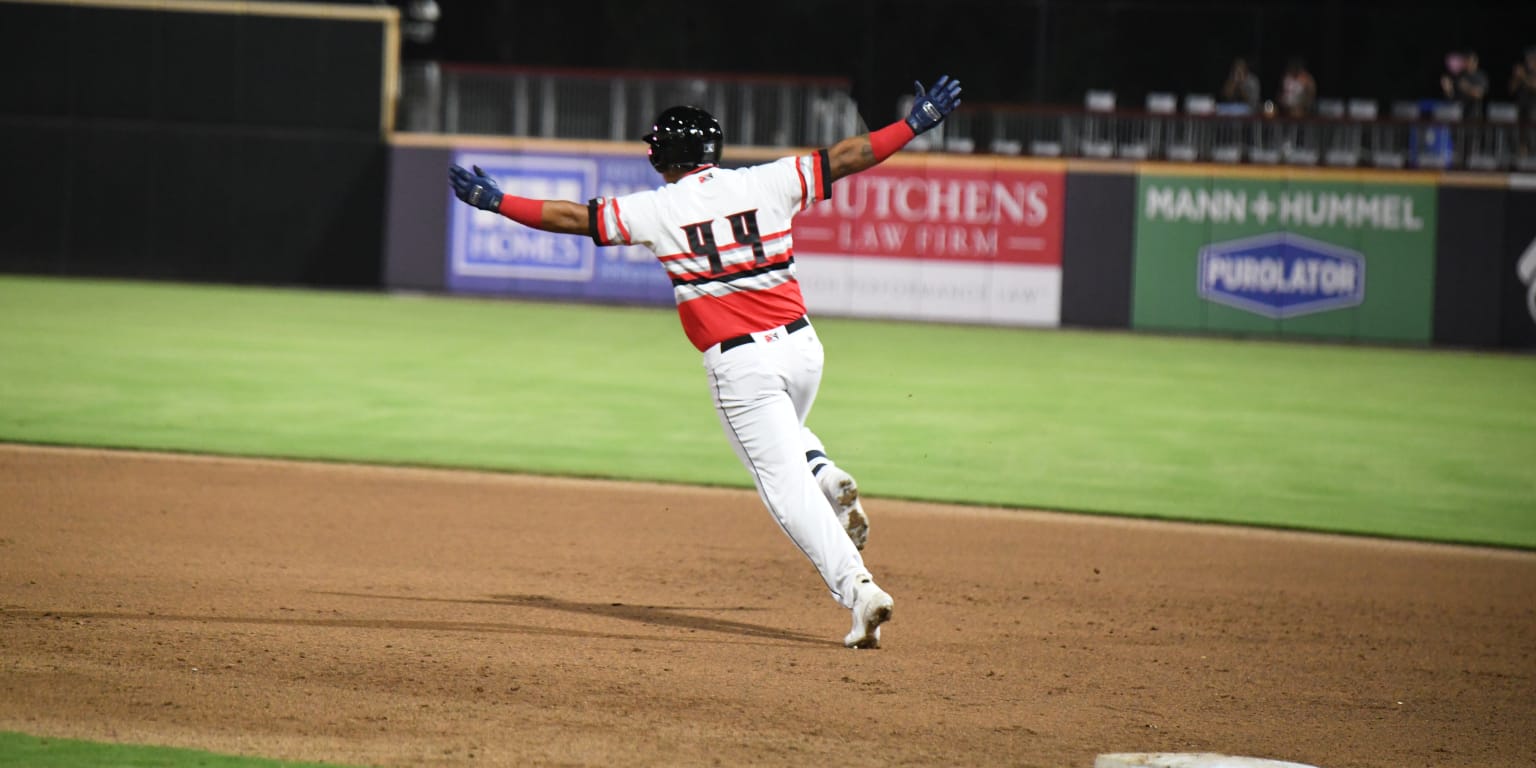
[406,0,1536,124]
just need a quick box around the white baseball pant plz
[701,318,869,609]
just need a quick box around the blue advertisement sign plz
[447,150,673,304]
[1197,232,1366,319]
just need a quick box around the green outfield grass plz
[2,275,1534,548]
[0,732,349,767]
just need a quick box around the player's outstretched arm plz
[447,165,590,234]
[826,75,962,182]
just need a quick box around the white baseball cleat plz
[843,576,893,649]
[821,466,869,550]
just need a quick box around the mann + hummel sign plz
[1197,232,1366,319]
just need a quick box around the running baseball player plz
[449,75,962,648]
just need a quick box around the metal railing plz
[398,62,864,148]
[398,66,1536,172]
[952,97,1536,172]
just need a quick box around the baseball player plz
[449,75,963,648]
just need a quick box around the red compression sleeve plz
[869,121,917,162]
[497,195,545,228]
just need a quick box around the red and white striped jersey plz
[588,151,833,351]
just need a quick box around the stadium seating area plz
[947,91,1535,171]
[398,63,1536,172]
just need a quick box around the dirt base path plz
[1,444,1532,767]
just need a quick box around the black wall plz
[383,144,451,292]
[1432,184,1536,349]
[0,3,390,287]
[1060,171,1135,329]
[1501,187,1536,348]
[1433,186,1507,347]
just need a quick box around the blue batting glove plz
[904,75,963,135]
[449,164,503,212]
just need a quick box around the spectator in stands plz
[1439,52,1465,101]
[1510,46,1536,120]
[1221,58,1261,112]
[1454,52,1490,119]
[1278,57,1316,117]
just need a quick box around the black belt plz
[718,316,810,353]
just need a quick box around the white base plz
[1095,754,1320,768]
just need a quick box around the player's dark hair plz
[643,106,723,173]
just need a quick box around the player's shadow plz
[10,593,831,647]
[495,593,827,644]
[318,591,830,646]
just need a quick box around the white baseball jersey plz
[587,151,833,351]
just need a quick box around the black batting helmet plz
[643,106,723,173]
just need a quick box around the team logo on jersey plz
[1197,232,1366,319]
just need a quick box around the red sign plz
[794,162,1064,265]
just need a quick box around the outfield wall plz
[0,0,397,287]
[388,135,1067,328]
[0,3,1529,347]
[384,135,1536,349]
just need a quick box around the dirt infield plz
[1,444,1532,767]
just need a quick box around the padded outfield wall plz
[384,135,1536,350]
[0,0,397,287]
[389,134,1066,329]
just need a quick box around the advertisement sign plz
[448,150,673,304]
[445,150,1065,328]
[793,161,1065,326]
[1197,232,1365,319]
[1131,173,1437,342]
